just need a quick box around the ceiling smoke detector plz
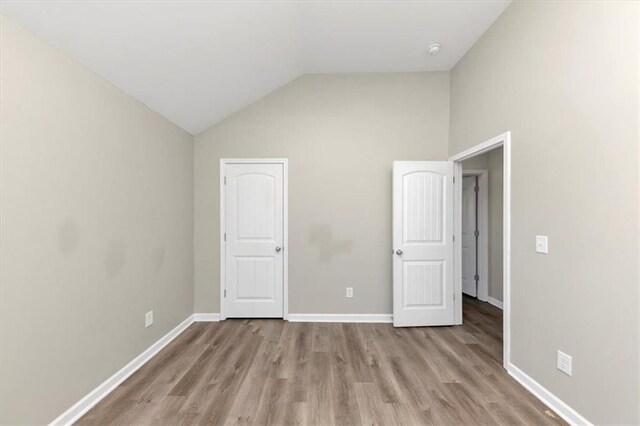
[427,43,441,56]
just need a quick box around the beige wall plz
[462,147,503,302]
[195,73,450,314]
[450,1,639,424]
[0,15,194,425]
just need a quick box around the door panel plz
[403,261,444,307]
[225,163,283,318]
[393,161,454,327]
[462,176,477,297]
[403,172,444,243]
[236,257,275,300]
[236,173,276,240]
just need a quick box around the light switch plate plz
[346,287,354,298]
[536,235,549,254]
[557,350,572,376]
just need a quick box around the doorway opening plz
[450,132,511,369]
[461,170,489,302]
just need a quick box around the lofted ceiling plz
[1,1,509,134]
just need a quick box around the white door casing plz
[461,176,477,297]
[450,131,510,369]
[393,161,455,327]
[223,161,285,318]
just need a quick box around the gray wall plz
[0,16,194,425]
[462,147,503,302]
[195,73,450,314]
[449,1,639,424]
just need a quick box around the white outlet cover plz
[346,287,354,298]
[145,311,154,328]
[536,235,549,254]
[557,350,572,376]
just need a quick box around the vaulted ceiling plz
[1,1,509,134]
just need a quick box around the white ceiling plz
[1,1,509,134]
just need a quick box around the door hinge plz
[474,274,480,282]
[474,185,479,193]
[453,176,455,183]
[224,232,226,241]
[453,235,455,242]
[224,289,226,298]
[224,176,227,185]
[474,230,479,238]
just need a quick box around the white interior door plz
[225,163,284,318]
[393,161,455,327]
[462,176,477,297]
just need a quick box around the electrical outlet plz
[346,287,354,298]
[557,350,572,376]
[145,311,154,328]
[536,235,549,254]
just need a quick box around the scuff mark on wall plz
[308,223,353,262]
[105,240,126,280]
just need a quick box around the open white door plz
[393,161,455,327]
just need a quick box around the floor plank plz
[78,296,564,425]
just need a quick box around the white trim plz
[219,158,289,321]
[49,315,195,426]
[487,297,503,310]
[219,160,225,320]
[508,363,592,426]
[287,314,393,323]
[450,131,511,370]
[193,313,221,322]
[283,160,289,320]
[449,134,507,162]
[50,311,227,425]
[462,169,489,302]
[454,164,463,325]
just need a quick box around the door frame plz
[219,158,289,321]
[450,132,511,369]
[462,170,489,302]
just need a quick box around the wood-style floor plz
[78,296,564,425]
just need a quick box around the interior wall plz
[0,16,194,425]
[195,73,450,314]
[462,147,503,302]
[449,1,639,424]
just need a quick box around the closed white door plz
[225,163,284,318]
[461,176,477,297]
[393,161,455,327]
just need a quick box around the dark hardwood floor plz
[78,296,564,425]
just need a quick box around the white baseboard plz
[50,312,222,425]
[47,312,591,426]
[507,363,591,426]
[487,296,503,310]
[287,313,393,323]
[193,313,221,322]
[49,315,195,426]
[49,310,389,424]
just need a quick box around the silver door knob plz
[395,249,403,255]
[275,246,282,252]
